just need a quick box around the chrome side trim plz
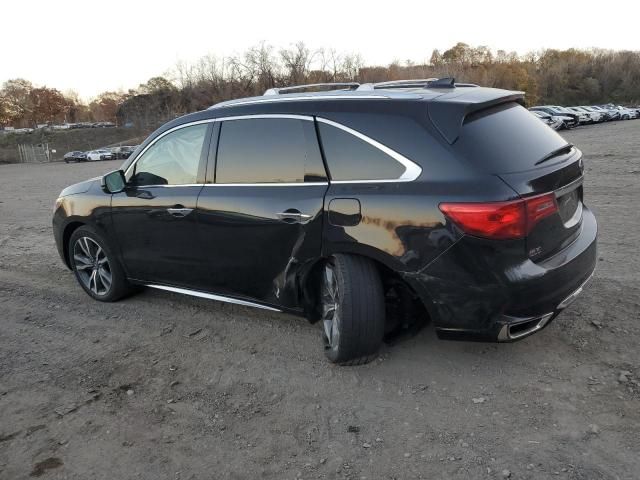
[129,184,203,188]
[146,284,281,312]
[204,182,328,187]
[316,117,423,183]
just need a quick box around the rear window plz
[317,122,406,181]
[455,102,568,174]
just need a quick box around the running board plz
[145,284,281,312]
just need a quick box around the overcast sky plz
[2,0,638,99]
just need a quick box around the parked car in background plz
[53,79,597,364]
[580,106,609,121]
[112,145,137,159]
[579,106,606,123]
[572,107,603,123]
[530,111,564,130]
[588,106,616,121]
[529,106,580,128]
[86,149,115,161]
[566,107,593,124]
[63,151,88,163]
[615,106,637,119]
[600,104,633,120]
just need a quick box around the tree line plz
[2,42,640,129]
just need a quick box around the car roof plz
[131,80,525,155]
[207,84,522,111]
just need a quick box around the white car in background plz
[530,111,565,130]
[573,106,604,123]
[85,149,115,161]
[614,106,637,119]
[590,106,618,120]
[566,107,591,124]
[581,106,609,121]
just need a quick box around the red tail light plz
[439,193,558,240]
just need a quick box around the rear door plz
[196,115,328,309]
[453,102,585,261]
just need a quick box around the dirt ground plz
[0,120,639,480]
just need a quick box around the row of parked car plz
[63,145,137,163]
[1,122,117,135]
[529,104,640,130]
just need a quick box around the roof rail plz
[376,78,439,87]
[357,77,478,91]
[263,82,360,96]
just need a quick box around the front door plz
[196,116,328,309]
[110,122,211,289]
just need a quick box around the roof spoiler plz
[428,90,525,144]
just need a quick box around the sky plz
[2,0,639,99]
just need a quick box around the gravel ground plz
[0,120,639,480]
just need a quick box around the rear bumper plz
[409,206,597,342]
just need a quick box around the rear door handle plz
[167,207,193,217]
[277,210,313,224]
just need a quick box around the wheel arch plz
[62,221,86,269]
[300,250,436,326]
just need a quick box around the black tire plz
[68,226,134,302]
[321,254,385,365]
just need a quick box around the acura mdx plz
[53,78,597,365]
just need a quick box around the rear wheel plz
[321,254,385,365]
[68,226,133,302]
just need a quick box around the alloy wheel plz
[73,236,112,296]
[321,263,340,349]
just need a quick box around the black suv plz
[53,79,597,365]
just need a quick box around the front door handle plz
[167,207,193,217]
[277,210,313,224]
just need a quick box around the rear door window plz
[317,122,406,181]
[215,118,326,183]
[455,102,568,174]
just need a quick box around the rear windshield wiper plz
[535,143,574,166]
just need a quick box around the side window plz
[216,118,326,184]
[130,124,207,186]
[317,122,406,181]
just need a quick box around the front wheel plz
[68,226,134,302]
[321,254,385,365]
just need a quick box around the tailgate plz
[450,101,585,261]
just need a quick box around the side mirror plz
[101,170,126,193]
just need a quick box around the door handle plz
[167,207,193,217]
[277,210,313,224]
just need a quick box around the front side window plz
[215,118,325,184]
[130,124,207,186]
[317,122,406,181]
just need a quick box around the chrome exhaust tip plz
[498,312,554,341]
